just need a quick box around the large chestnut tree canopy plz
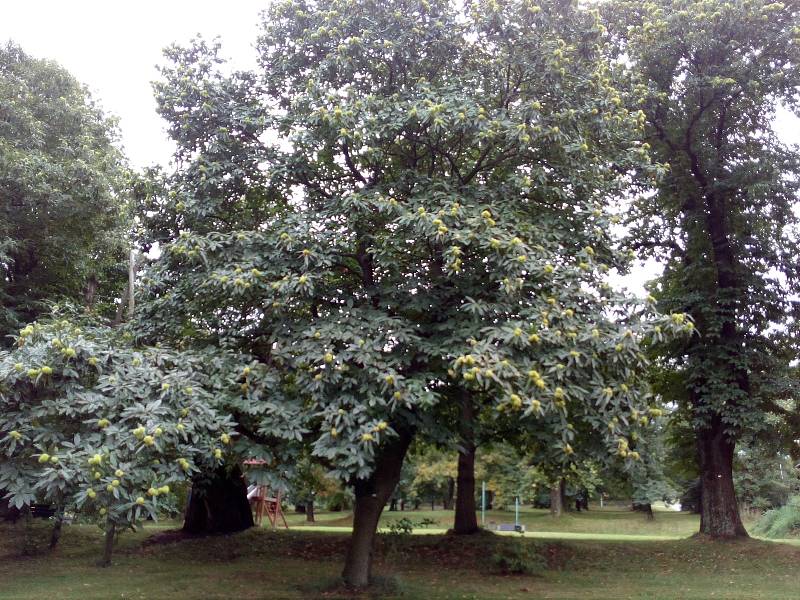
[134,0,688,482]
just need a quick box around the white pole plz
[515,496,519,528]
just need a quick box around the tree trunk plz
[49,504,64,550]
[0,497,20,522]
[550,483,563,517]
[22,506,35,556]
[688,185,748,538]
[443,477,455,510]
[306,498,315,523]
[697,419,748,537]
[183,465,254,535]
[453,390,479,534]
[112,249,140,325]
[341,426,414,588]
[100,521,115,567]
[633,502,654,520]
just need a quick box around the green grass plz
[0,510,795,599]
[288,505,705,538]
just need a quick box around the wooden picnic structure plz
[244,459,288,529]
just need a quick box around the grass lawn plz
[287,504,705,538]
[0,509,795,599]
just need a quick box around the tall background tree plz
[0,42,131,524]
[0,43,130,342]
[603,0,800,537]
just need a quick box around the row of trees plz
[2,0,799,588]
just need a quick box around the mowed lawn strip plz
[0,509,796,600]
[288,506,705,537]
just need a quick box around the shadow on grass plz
[296,574,406,599]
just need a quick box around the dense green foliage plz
[2,0,799,584]
[753,497,800,539]
[0,316,237,543]
[734,440,797,511]
[135,0,687,491]
[603,0,800,536]
[0,44,129,341]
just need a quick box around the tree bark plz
[443,477,455,510]
[306,498,315,523]
[100,521,115,567]
[49,504,64,550]
[550,482,563,517]
[633,502,655,520]
[112,249,142,325]
[0,498,20,522]
[183,465,254,535]
[689,183,749,538]
[453,390,479,534]
[22,506,34,556]
[341,426,414,588]
[697,419,748,537]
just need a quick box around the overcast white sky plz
[2,1,798,294]
[2,0,264,168]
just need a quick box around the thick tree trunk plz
[183,465,253,535]
[684,184,748,538]
[697,420,748,537]
[306,498,315,523]
[0,497,20,522]
[22,506,35,556]
[341,426,414,588]
[633,502,654,520]
[100,522,115,567]
[453,446,479,533]
[550,483,563,517]
[453,390,479,534]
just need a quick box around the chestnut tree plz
[136,0,688,586]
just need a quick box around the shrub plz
[753,497,800,539]
[385,516,437,536]
[490,540,546,576]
